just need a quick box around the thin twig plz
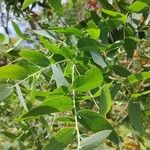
[72,65,80,150]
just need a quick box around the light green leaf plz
[22,96,73,118]
[19,50,50,67]
[99,84,112,115]
[43,128,76,150]
[129,1,149,13]
[48,0,64,15]
[80,130,112,150]
[131,90,150,99]
[51,64,69,87]
[87,28,100,39]
[73,66,103,92]
[0,65,28,80]
[16,84,28,111]
[101,9,127,23]
[22,0,36,10]
[78,110,119,144]
[90,51,107,68]
[127,71,150,84]
[0,85,13,101]
[34,30,56,41]
[128,101,143,132]
[42,96,73,111]
[12,21,24,37]
[77,38,106,52]
[0,33,5,43]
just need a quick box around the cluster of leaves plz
[0,0,150,149]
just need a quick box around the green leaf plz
[97,0,114,10]
[0,65,28,80]
[131,90,150,99]
[51,64,69,87]
[0,85,13,101]
[0,131,17,139]
[73,66,103,92]
[77,38,106,52]
[127,71,150,84]
[112,65,131,77]
[16,84,28,111]
[128,101,143,132]
[80,130,112,150]
[87,28,100,39]
[78,110,119,144]
[99,84,112,115]
[22,0,36,10]
[22,96,73,118]
[90,51,107,68]
[43,127,76,150]
[0,33,5,43]
[123,37,137,58]
[48,0,64,15]
[34,30,56,41]
[102,9,127,23]
[42,96,73,111]
[12,21,24,37]
[19,50,50,67]
[53,27,82,36]
[129,1,149,13]
[144,107,150,116]
[40,38,61,54]
[22,106,56,118]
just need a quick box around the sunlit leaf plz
[19,50,50,67]
[73,66,103,92]
[0,65,28,80]
[22,0,36,10]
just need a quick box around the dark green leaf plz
[99,84,112,115]
[97,0,114,10]
[128,101,143,132]
[77,38,106,52]
[112,65,131,77]
[0,65,28,80]
[48,0,64,15]
[123,37,137,58]
[73,66,103,92]
[43,128,76,150]
[19,50,50,67]
[78,110,119,144]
